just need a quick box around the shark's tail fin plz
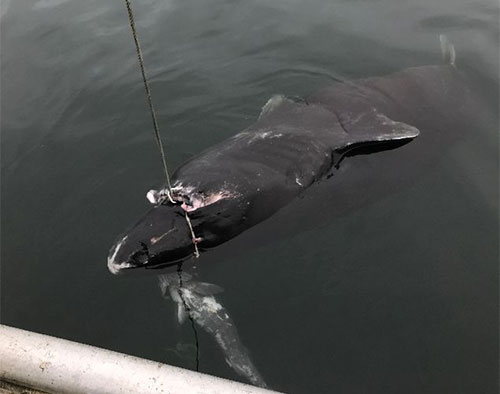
[439,34,456,66]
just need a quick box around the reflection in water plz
[158,272,268,388]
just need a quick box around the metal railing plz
[0,325,281,394]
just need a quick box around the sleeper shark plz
[106,35,486,388]
[107,36,471,273]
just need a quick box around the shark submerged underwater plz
[158,273,267,387]
[108,36,484,386]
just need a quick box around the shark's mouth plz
[107,223,195,275]
[107,240,192,274]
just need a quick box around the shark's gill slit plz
[176,263,200,372]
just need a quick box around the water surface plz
[1,0,498,392]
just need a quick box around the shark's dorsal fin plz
[439,34,456,66]
[259,95,286,120]
[259,95,307,120]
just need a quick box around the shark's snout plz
[107,204,195,274]
[107,234,157,274]
[107,235,137,274]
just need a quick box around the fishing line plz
[184,212,200,258]
[124,0,201,371]
[177,264,200,371]
[123,0,173,196]
[123,0,200,257]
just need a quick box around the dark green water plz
[1,0,498,392]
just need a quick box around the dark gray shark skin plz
[108,61,476,274]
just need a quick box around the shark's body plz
[108,55,474,273]
[106,37,484,388]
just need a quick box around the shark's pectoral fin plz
[338,107,420,148]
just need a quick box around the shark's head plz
[107,203,195,274]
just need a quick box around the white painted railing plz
[0,325,281,394]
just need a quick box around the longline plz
[123,0,173,194]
